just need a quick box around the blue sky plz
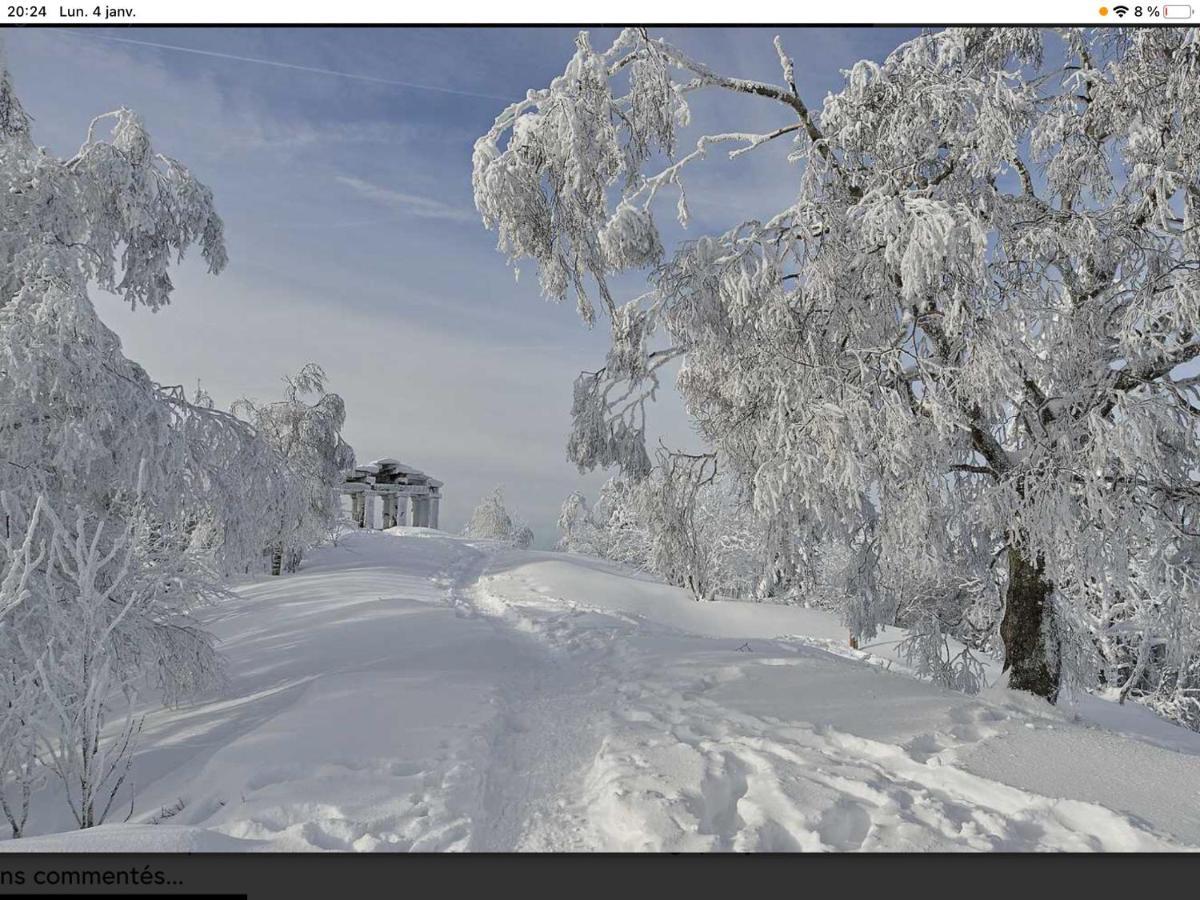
[4,26,916,543]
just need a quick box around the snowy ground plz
[4,528,1199,852]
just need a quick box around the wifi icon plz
[1113,4,1130,14]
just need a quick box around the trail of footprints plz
[207,755,481,851]
[568,654,1177,851]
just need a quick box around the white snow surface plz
[5,529,1200,852]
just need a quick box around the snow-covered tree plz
[0,59,276,566]
[640,449,720,601]
[698,478,772,602]
[559,464,775,603]
[170,383,300,580]
[463,487,534,548]
[0,58,289,827]
[558,478,653,569]
[0,490,229,831]
[34,505,147,830]
[476,28,1200,710]
[0,494,47,838]
[233,364,355,575]
[556,490,593,551]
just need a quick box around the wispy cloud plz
[230,120,428,153]
[334,174,477,225]
[44,28,515,103]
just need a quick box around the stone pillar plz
[382,494,397,529]
[429,497,440,530]
[363,492,377,530]
[351,492,366,529]
[395,495,407,526]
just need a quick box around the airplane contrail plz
[45,28,516,104]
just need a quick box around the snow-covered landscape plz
[4,527,1199,852]
[3,22,1200,854]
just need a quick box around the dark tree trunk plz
[1001,548,1060,702]
[270,546,283,577]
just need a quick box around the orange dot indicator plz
[1099,5,1109,12]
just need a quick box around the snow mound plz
[0,824,268,853]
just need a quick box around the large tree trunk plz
[1001,548,1060,702]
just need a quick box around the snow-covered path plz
[470,551,1200,851]
[5,529,1200,852]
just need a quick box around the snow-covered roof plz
[343,457,442,492]
[368,458,424,475]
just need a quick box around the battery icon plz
[1164,4,1194,16]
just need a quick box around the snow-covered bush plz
[640,450,721,601]
[558,479,653,569]
[556,491,592,551]
[558,462,778,603]
[463,487,534,548]
[1138,658,1200,733]
[477,28,1200,716]
[233,364,355,574]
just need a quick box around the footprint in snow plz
[816,800,872,850]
